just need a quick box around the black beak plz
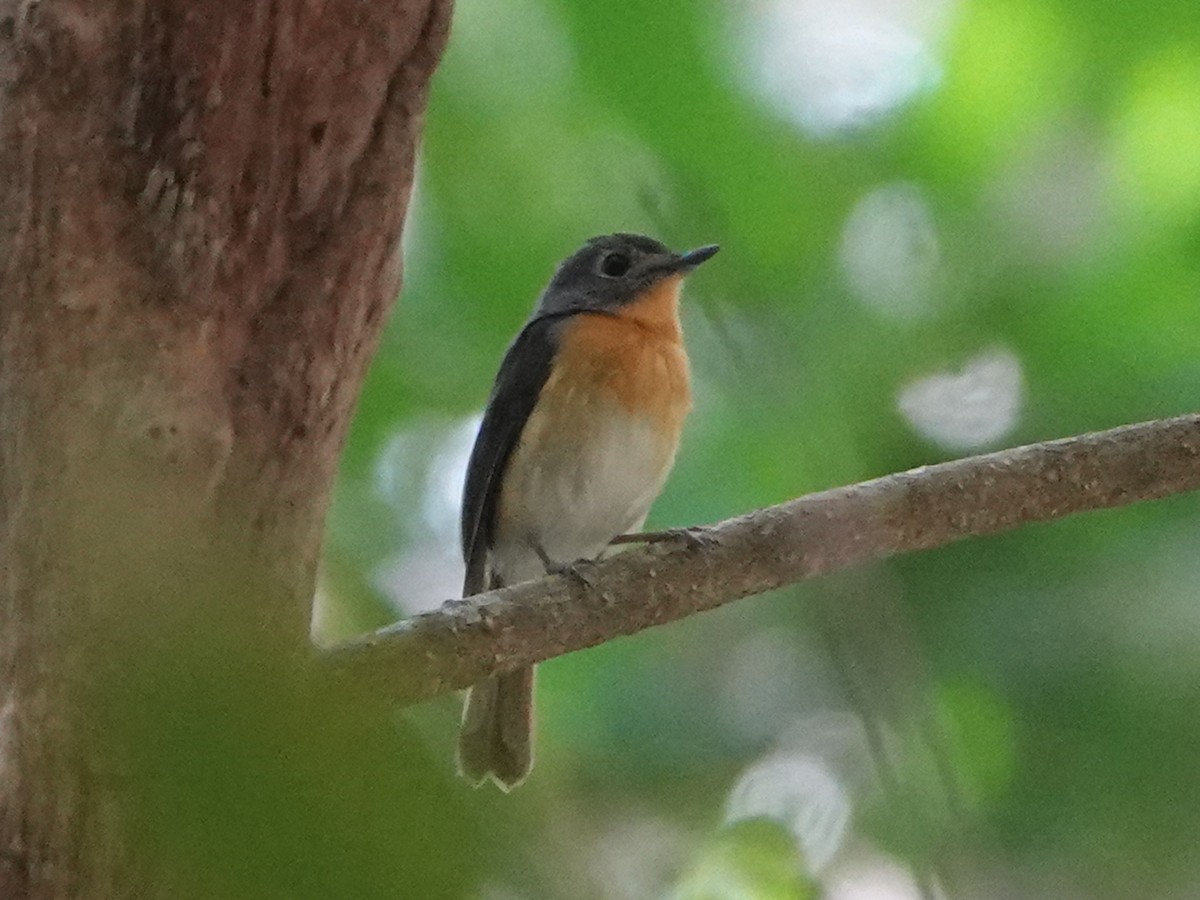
[676,244,720,271]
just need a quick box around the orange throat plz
[616,274,685,339]
[552,275,692,433]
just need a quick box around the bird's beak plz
[645,244,720,279]
[675,244,720,272]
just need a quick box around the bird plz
[457,233,719,790]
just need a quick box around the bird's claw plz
[547,558,599,590]
[440,597,483,626]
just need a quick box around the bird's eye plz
[598,252,632,278]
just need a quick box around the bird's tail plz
[457,667,535,790]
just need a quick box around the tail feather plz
[457,667,535,790]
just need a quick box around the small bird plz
[457,233,719,790]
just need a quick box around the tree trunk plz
[0,1,451,895]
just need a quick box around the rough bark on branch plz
[328,414,1200,705]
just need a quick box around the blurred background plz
[317,0,1200,896]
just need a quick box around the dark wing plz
[460,315,563,596]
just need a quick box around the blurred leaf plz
[936,678,1017,808]
[672,819,818,900]
[90,580,484,899]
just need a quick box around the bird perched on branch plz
[457,233,719,789]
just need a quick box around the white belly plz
[489,405,676,586]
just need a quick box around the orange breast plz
[552,275,692,435]
[491,279,691,563]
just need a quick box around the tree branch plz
[326,414,1200,705]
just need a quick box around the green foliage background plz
[319,0,1200,896]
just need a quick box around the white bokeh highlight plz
[897,348,1024,450]
[841,183,941,321]
[371,416,479,613]
[718,628,842,746]
[590,816,692,900]
[374,415,479,546]
[825,851,928,900]
[988,127,1113,267]
[737,0,949,138]
[725,754,853,874]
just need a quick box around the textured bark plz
[0,1,451,896]
[329,414,1200,705]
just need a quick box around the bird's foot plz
[534,543,599,590]
[440,596,483,626]
[545,557,599,590]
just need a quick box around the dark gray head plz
[533,233,719,318]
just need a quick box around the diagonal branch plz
[325,414,1200,705]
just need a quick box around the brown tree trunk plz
[0,1,451,895]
